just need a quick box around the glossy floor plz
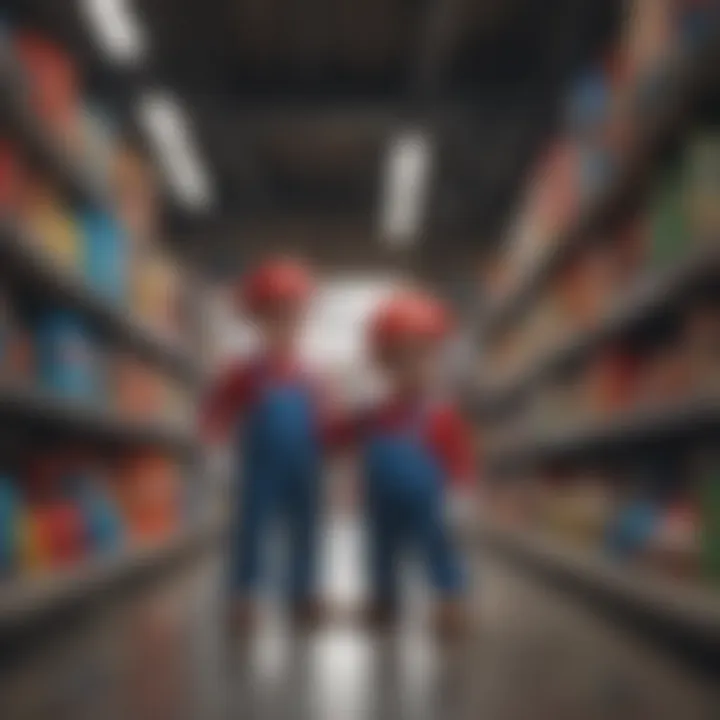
[1,521,717,720]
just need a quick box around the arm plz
[201,363,252,444]
[427,405,477,491]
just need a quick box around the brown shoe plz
[228,597,257,634]
[290,598,327,631]
[359,600,399,632]
[432,599,469,642]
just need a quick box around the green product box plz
[697,451,720,586]
[649,167,688,270]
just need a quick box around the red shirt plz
[202,353,314,442]
[324,397,476,489]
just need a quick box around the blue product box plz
[35,311,98,400]
[81,208,127,303]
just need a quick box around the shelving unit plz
[487,395,720,473]
[475,11,720,665]
[0,28,210,625]
[478,23,720,346]
[475,516,720,664]
[0,37,105,207]
[0,384,197,453]
[0,219,199,382]
[479,247,720,416]
[0,515,224,631]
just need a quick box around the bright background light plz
[137,91,214,211]
[379,130,433,248]
[80,0,146,64]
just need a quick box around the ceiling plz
[7,0,622,279]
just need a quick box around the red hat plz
[369,290,452,354]
[238,257,314,314]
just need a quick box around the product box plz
[81,208,128,302]
[13,32,79,144]
[34,311,99,400]
[684,131,720,244]
[695,450,720,585]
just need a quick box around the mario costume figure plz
[328,289,475,639]
[203,257,324,631]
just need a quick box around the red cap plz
[238,257,314,314]
[369,290,452,354]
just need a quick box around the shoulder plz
[424,401,467,437]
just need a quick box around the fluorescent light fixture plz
[80,0,145,64]
[137,91,214,211]
[379,130,432,248]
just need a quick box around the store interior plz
[0,1,719,718]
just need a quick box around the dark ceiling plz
[7,0,621,277]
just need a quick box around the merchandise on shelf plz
[0,140,26,212]
[645,495,700,579]
[115,355,164,419]
[23,181,82,273]
[133,249,183,340]
[696,450,720,584]
[684,300,720,395]
[624,0,675,103]
[584,347,642,418]
[118,452,182,541]
[649,163,687,269]
[34,310,101,400]
[80,104,115,192]
[80,207,128,302]
[0,475,21,579]
[113,145,158,248]
[68,459,124,555]
[685,129,720,243]
[13,31,80,147]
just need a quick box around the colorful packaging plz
[0,141,26,213]
[74,472,124,554]
[34,311,99,400]
[0,475,21,578]
[605,496,662,561]
[81,208,127,302]
[684,131,720,243]
[24,185,82,274]
[118,453,181,541]
[649,166,688,268]
[13,32,79,142]
[684,301,720,394]
[35,502,86,567]
[696,451,720,585]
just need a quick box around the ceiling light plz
[137,91,214,211]
[80,0,146,64]
[379,130,433,249]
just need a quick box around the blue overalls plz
[229,369,321,603]
[362,407,465,607]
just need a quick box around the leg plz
[283,473,323,626]
[417,494,469,640]
[229,468,272,598]
[363,494,402,627]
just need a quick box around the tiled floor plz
[1,520,717,720]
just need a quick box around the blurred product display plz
[476,0,720,650]
[0,23,206,625]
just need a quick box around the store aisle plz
[1,520,716,720]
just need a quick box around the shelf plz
[0,384,197,453]
[487,396,720,473]
[0,517,224,631]
[0,38,108,208]
[476,517,720,664]
[478,24,720,345]
[0,219,199,383]
[477,247,720,417]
